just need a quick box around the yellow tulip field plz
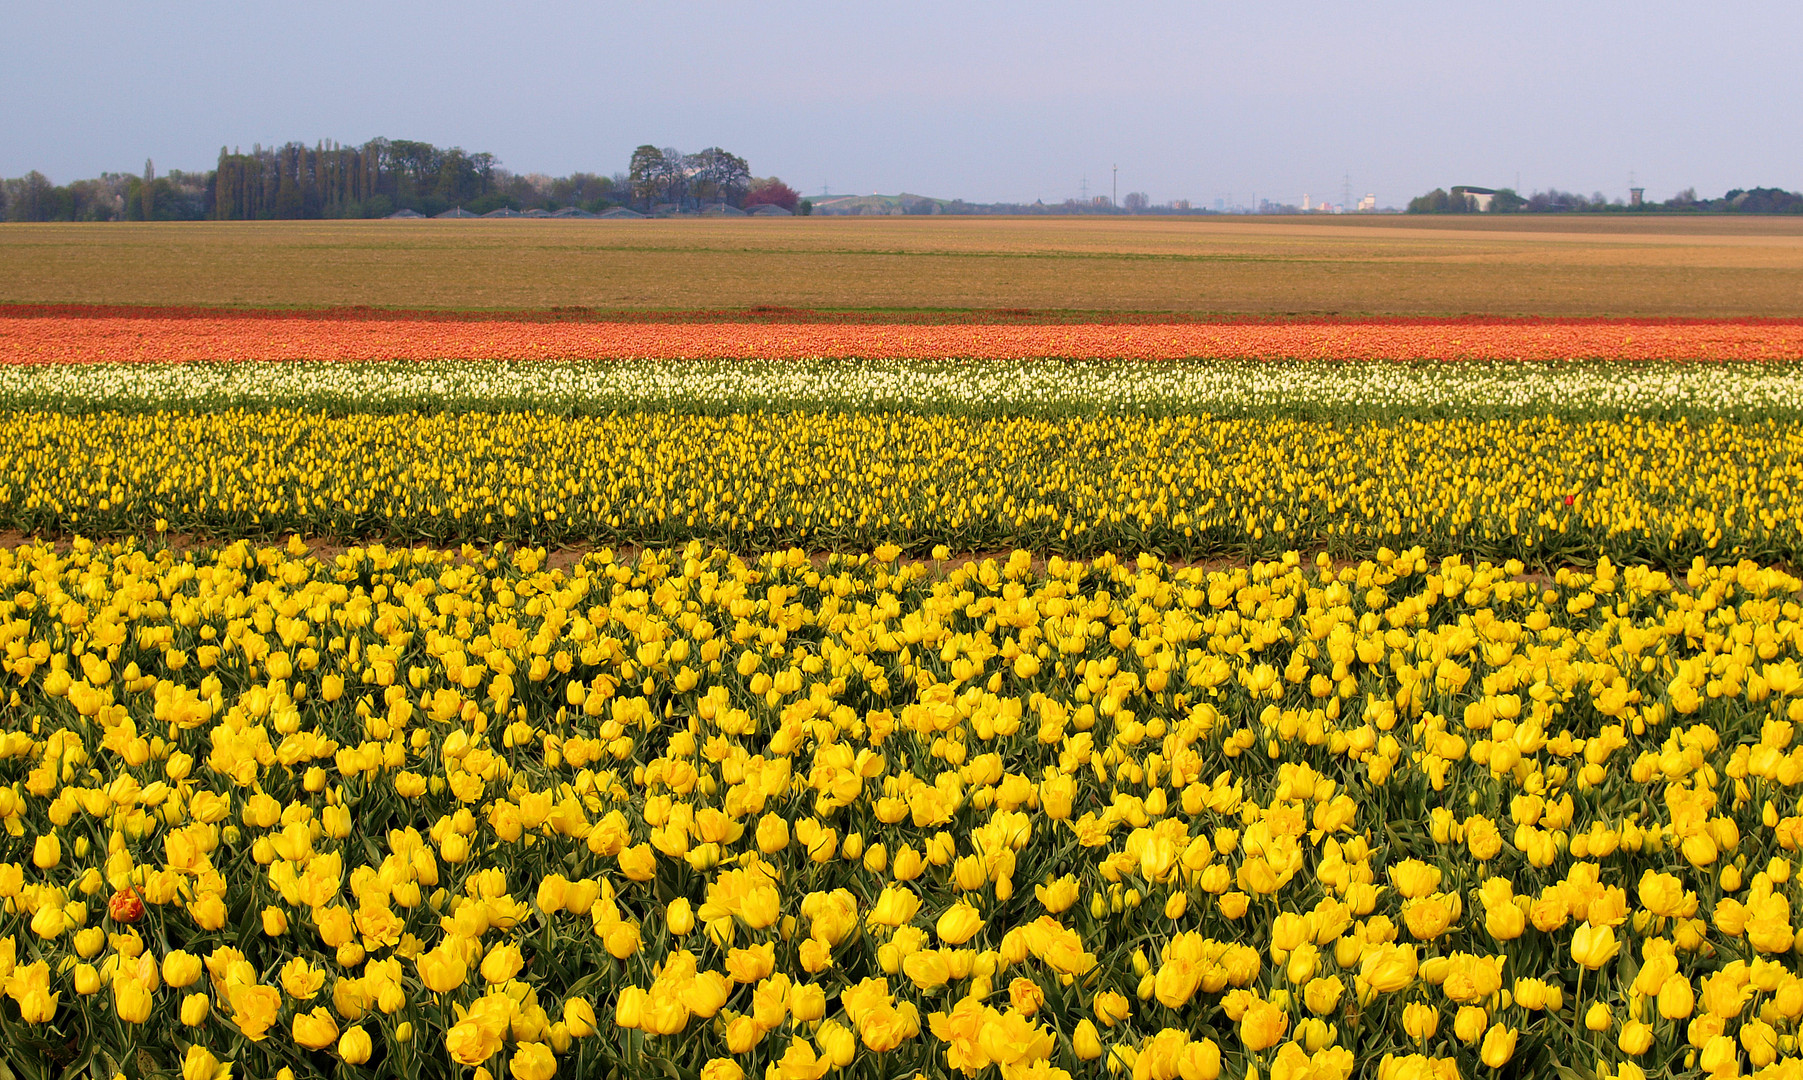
[2,535,1802,1080]
[3,315,1803,1080]
[3,395,1803,566]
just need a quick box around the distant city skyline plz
[3,0,1797,209]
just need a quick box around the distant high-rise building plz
[1357,193,1377,212]
[1630,188,1644,207]
[1302,194,1311,211]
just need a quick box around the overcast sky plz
[3,0,1796,208]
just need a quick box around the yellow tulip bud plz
[1570,922,1620,970]
[892,846,924,881]
[510,1043,557,1080]
[1402,1002,1439,1042]
[702,1058,746,1080]
[1586,1003,1612,1032]
[563,997,598,1038]
[756,813,789,854]
[1480,1024,1518,1068]
[338,1026,373,1065]
[163,950,203,988]
[1453,1005,1488,1045]
[114,979,153,1024]
[935,901,984,945]
[1239,998,1288,1052]
[292,1006,339,1050]
[181,1047,222,1080]
[1073,1019,1104,1060]
[666,898,695,936]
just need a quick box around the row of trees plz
[3,172,128,222]
[0,140,806,221]
[212,139,502,220]
[626,146,801,213]
[1409,185,1803,214]
[0,164,211,223]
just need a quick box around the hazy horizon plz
[4,0,1798,209]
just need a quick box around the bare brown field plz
[2,215,1802,315]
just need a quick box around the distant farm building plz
[1452,186,1497,211]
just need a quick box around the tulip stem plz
[1571,966,1585,1046]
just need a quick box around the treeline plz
[0,164,212,223]
[1409,185,1803,214]
[213,139,506,219]
[0,139,806,221]
[626,145,800,213]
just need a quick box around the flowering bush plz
[1,538,1802,1080]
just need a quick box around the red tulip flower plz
[108,886,145,924]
